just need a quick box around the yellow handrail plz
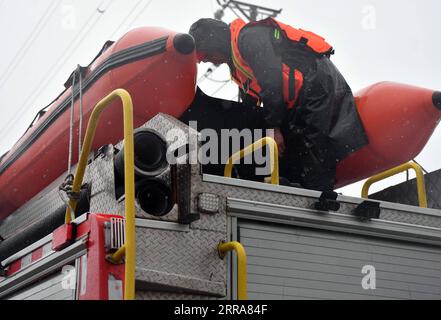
[64,89,136,300]
[218,241,248,300]
[361,161,428,208]
[107,245,126,264]
[224,137,280,185]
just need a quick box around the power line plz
[211,81,230,96]
[109,0,155,40]
[0,0,154,143]
[0,0,113,140]
[197,65,217,85]
[0,0,60,89]
[123,0,155,32]
[197,65,232,85]
[206,76,230,83]
[108,0,144,40]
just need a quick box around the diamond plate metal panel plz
[190,179,315,233]
[136,290,222,300]
[85,145,121,215]
[380,209,441,228]
[135,226,227,297]
[196,177,441,230]
[337,200,441,228]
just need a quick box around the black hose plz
[0,185,90,264]
[0,206,66,263]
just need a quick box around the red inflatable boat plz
[336,82,441,188]
[0,27,197,219]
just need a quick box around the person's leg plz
[281,123,336,191]
[281,59,339,191]
[299,134,337,192]
[279,125,305,185]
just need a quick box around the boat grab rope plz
[67,72,76,176]
[77,65,84,161]
[61,66,84,221]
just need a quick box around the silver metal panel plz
[135,218,190,232]
[135,226,226,297]
[201,174,441,230]
[85,146,121,215]
[8,271,75,300]
[228,198,441,246]
[1,234,53,267]
[136,290,222,300]
[0,238,87,298]
[203,174,441,217]
[237,220,441,300]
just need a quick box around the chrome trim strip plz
[227,198,441,246]
[0,238,87,298]
[203,174,441,217]
[1,234,53,267]
[135,218,190,232]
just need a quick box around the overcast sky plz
[0,0,440,197]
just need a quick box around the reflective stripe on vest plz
[230,18,259,102]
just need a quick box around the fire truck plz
[1,26,441,300]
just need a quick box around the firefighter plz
[189,18,368,191]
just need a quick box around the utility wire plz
[0,0,113,140]
[2,0,153,148]
[123,0,155,32]
[198,65,230,85]
[109,0,155,40]
[108,0,144,39]
[211,81,230,96]
[197,65,217,85]
[206,76,230,83]
[1,0,154,145]
[0,0,61,89]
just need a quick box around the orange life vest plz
[230,18,334,109]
